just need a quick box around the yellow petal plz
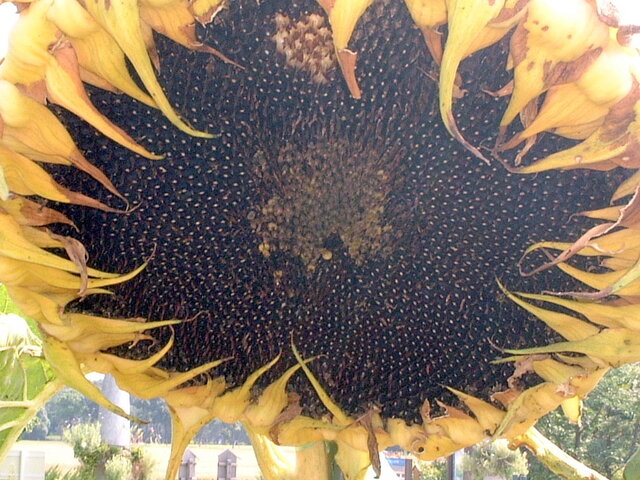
[318,0,374,99]
[0,146,115,211]
[560,396,582,424]
[164,378,227,480]
[0,214,85,272]
[80,335,175,376]
[210,355,280,423]
[0,196,76,228]
[0,255,146,295]
[0,80,124,199]
[516,291,640,330]
[601,256,638,271]
[557,261,640,296]
[403,0,447,64]
[334,442,370,480]
[425,404,484,446]
[47,0,156,107]
[294,442,331,480]
[43,313,179,343]
[45,46,162,159]
[494,383,565,438]
[0,0,161,159]
[447,387,505,435]
[579,206,623,222]
[501,0,609,128]
[516,92,640,173]
[243,360,309,429]
[498,281,600,341]
[439,0,507,163]
[82,0,213,137]
[531,357,586,384]
[509,84,609,145]
[189,0,226,25]
[42,334,145,423]
[4,286,66,325]
[0,0,56,85]
[114,357,227,399]
[273,415,340,446]
[244,426,296,480]
[386,419,427,455]
[503,39,637,148]
[292,342,351,426]
[504,328,640,367]
[612,170,640,201]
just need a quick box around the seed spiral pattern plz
[1,0,639,478]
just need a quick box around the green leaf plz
[0,313,61,463]
[624,446,640,480]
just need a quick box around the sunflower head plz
[0,0,639,479]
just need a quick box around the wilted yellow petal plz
[517,291,640,330]
[210,355,280,423]
[47,0,156,107]
[164,379,227,480]
[293,341,351,426]
[493,383,564,438]
[531,357,586,384]
[501,0,608,128]
[612,170,640,201]
[558,261,640,296]
[244,427,296,480]
[114,358,226,399]
[0,146,119,211]
[504,328,640,367]
[82,0,212,137]
[0,0,56,85]
[439,0,507,163]
[45,46,162,159]
[0,257,145,294]
[403,0,447,64]
[42,335,145,423]
[560,396,582,424]
[243,361,308,430]
[318,0,374,99]
[498,281,599,340]
[0,80,123,199]
[447,387,505,434]
[190,0,226,24]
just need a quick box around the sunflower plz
[0,0,639,479]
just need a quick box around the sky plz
[0,3,17,60]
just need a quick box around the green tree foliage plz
[415,458,447,480]
[132,398,250,444]
[45,466,90,480]
[64,422,116,473]
[43,388,99,437]
[39,385,250,445]
[529,363,640,480]
[60,422,153,480]
[624,446,640,480]
[130,397,170,443]
[105,453,132,480]
[0,311,60,461]
[196,419,250,445]
[22,407,51,440]
[463,440,528,479]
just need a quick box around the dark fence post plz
[404,458,413,480]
